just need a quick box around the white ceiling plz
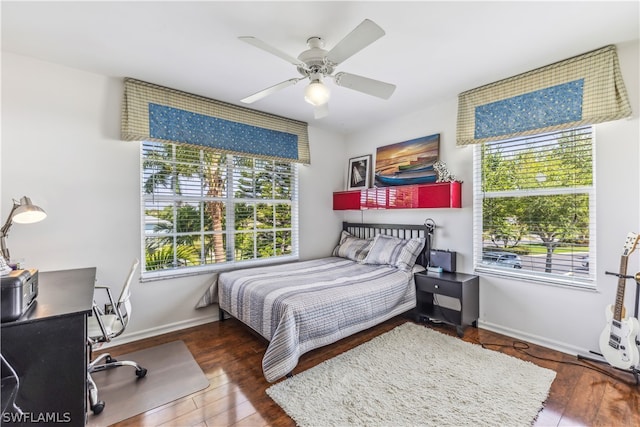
[2,1,638,135]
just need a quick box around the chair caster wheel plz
[136,367,147,378]
[91,401,105,414]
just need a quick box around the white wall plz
[1,52,346,343]
[341,40,640,356]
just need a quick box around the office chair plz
[87,259,147,415]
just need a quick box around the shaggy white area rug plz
[267,322,556,427]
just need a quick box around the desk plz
[1,267,95,426]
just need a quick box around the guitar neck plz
[614,254,629,321]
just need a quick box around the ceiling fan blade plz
[241,78,302,104]
[238,36,307,68]
[314,103,329,119]
[325,19,385,66]
[333,72,396,99]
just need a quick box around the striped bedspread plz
[218,257,417,382]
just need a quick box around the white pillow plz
[332,230,373,263]
[363,234,425,271]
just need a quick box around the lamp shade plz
[304,81,330,106]
[12,197,47,224]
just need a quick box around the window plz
[141,141,298,279]
[473,126,595,287]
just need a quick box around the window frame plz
[472,126,596,289]
[140,142,299,282]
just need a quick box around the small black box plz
[1,269,38,322]
[429,249,456,272]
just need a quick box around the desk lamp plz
[0,196,47,262]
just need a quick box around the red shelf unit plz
[333,182,461,210]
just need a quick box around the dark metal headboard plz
[342,221,429,267]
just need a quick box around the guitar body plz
[599,303,640,370]
[599,232,640,370]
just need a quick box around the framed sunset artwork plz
[374,134,440,187]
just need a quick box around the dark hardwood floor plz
[96,315,640,427]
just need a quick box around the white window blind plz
[473,126,596,288]
[141,141,298,280]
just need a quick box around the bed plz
[216,222,428,382]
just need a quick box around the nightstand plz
[414,270,479,337]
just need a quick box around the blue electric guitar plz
[599,232,640,370]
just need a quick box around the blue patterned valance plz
[148,104,299,159]
[457,45,632,146]
[122,78,310,164]
[474,80,584,138]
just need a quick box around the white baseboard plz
[477,320,590,357]
[98,315,595,362]
[98,313,220,349]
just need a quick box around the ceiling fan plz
[239,19,396,119]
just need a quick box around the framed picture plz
[374,133,440,187]
[347,155,372,190]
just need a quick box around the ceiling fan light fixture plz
[240,19,395,116]
[304,80,330,106]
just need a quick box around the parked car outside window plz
[578,255,589,268]
[482,251,523,269]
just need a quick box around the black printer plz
[1,269,38,322]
